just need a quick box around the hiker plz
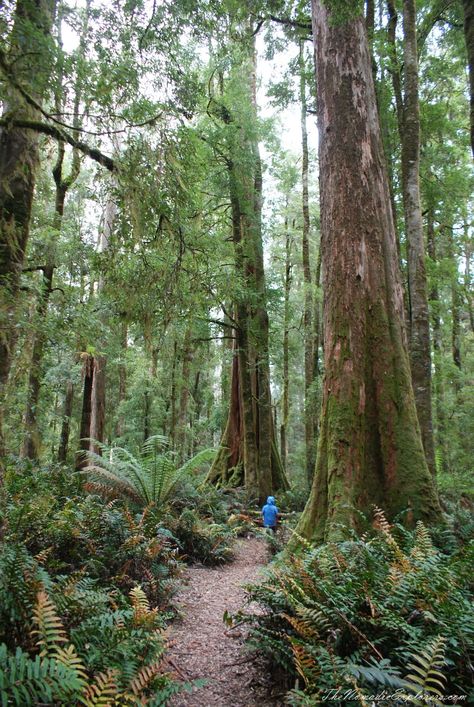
[262,496,279,533]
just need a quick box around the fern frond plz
[289,639,319,687]
[283,613,320,640]
[81,669,119,706]
[411,521,435,560]
[31,591,67,657]
[129,585,150,613]
[404,636,447,702]
[128,659,163,695]
[53,644,88,683]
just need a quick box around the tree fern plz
[83,439,215,509]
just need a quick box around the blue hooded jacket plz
[262,496,279,528]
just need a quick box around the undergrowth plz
[0,453,235,704]
[243,508,474,706]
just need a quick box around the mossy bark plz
[0,0,56,458]
[296,1,440,544]
[462,0,474,158]
[207,34,289,502]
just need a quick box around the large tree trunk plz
[209,34,289,501]
[462,0,474,158]
[401,0,435,476]
[0,0,56,457]
[206,340,244,486]
[296,0,440,543]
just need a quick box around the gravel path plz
[167,537,284,707]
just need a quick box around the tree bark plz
[177,329,193,458]
[209,32,289,501]
[461,0,474,158]
[280,212,292,472]
[76,354,94,470]
[116,319,127,437]
[57,381,74,463]
[0,0,56,458]
[20,265,53,458]
[299,41,317,487]
[296,0,440,544]
[401,0,435,475]
[427,212,450,475]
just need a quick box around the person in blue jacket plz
[262,496,279,533]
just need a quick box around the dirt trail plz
[167,537,283,707]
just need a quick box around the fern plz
[404,636,447,704]
[0,644,84,705]
[31,591,67,656]
[81,669,119,706]
[83,439,215,509]
[128,659,163,695]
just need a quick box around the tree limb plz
[0,118,116,171]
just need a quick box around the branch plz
[0,118,116,171]
[264,14,312,32]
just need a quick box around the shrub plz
[244,510,474,704]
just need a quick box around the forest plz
[0,0,473,704]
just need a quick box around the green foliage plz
[84,437,216,509]
[244,511,474,703]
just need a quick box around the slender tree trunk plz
[21,265,54,458]
[116,319,127,437]
[89,197,115,453]
[280,213,292,472]
[177,329,193,458]
[461,0,474,158]
[446,226,462,370]
[427,212,450,475]
[401,0,435,475]
[0,0,56,458]
[169,339,178,444]
[58,381,74,463]
[296,0,440,544]
[76,354,94,470]
[143,389,150,443]
[464,222,474,333]
[299,41,317,486]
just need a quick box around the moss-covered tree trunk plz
[57,380,74,463]
[208,33,289,502]
[401,0,435,476]
[299,41,318,487]
[462,0,474,158]
[76,354,94,470]
[280,212,292,473]
[20,264,53,459]
[296,0,440,543]
[0,0,56,458]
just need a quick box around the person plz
[262,496,279,533]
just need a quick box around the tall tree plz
[299,41,318,486]
[0,0,56,456]
[387,0,435,475]
[206,29,289,501]
[461,0,474,158]
[296,0,440,543]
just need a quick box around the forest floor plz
[167,536,285,707]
